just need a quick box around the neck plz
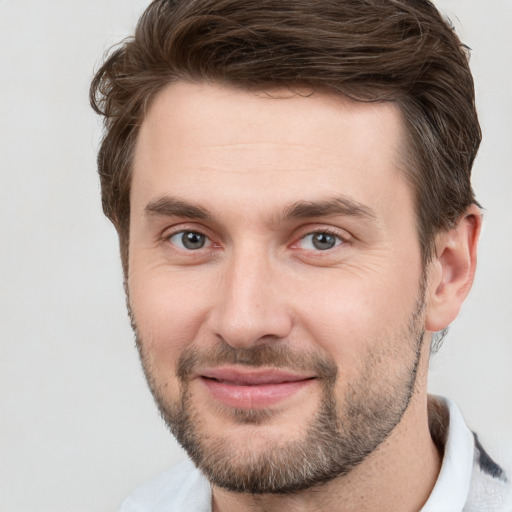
[212,389,441,512]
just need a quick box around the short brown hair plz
[90,0,481,273]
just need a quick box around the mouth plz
[197,367,316,409]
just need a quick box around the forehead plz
[131,81,410,218]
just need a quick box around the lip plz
[197,367,316,409]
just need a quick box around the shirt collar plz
[421,396,475,512]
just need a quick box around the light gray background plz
[1,1,510,510]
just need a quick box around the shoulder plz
[118,458,211,512]
[425,396,512,512]
[464,434,512,512]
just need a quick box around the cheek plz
[128,266,214,367]
[293,267,422,368]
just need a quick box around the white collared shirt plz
[421,397,475,511]
[119,398,511,512]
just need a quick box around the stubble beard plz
[130,288,426,495]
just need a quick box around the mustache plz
[176,341,338,382]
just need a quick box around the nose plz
[207,248,293,349]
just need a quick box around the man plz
[90,0,511,510]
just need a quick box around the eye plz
[168,230,210,250]
[298,231,343,251]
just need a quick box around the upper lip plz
[197,367,315,385]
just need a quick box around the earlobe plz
[425,205,482,332]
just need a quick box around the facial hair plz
[130,283,426,495]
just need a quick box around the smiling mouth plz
[198,368,316,409]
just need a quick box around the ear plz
[425,205,482,332]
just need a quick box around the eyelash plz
[163,226,347,253]
[294,228,345,252]
[165,229,214,251]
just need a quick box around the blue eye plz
[169,231,209,250]
[299,232,342,251]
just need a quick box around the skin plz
[128,82,481,512]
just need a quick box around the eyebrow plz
[144,195,376,224]
[144,196,213,220]
[281,197,376,222]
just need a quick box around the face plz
[128,82,428,493]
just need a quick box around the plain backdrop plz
[0,1,511,510]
